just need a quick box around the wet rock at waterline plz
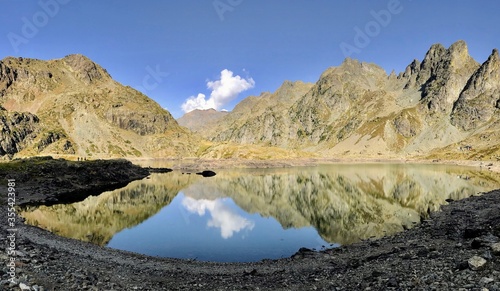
[196,170,216,177]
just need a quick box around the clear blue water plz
[107,193,332,262]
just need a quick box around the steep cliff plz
[451,49,500,131]
[0,106,39,158]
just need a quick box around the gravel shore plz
[1,158,499,290]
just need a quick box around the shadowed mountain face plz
[20,164,500,247]
[0,106,39,156]
[0,54,198,159]
[181,41,499,161]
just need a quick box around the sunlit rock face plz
[451,49,500,131]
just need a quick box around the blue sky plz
[1,1,500,118]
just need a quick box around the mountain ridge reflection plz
[21,164,500,251]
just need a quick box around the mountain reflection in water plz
[20,163,500,262]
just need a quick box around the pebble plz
[491,243,500,255]
[468,256,487,271]
[480,277,494,284]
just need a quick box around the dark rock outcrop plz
[0,60,17,96]
[0,107,39,157]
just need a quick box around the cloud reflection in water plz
[181,196,255,239]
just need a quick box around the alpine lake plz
[20,163,500,262]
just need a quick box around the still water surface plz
[21,163,500,262]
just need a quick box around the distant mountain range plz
[1,40,499,161]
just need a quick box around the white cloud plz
[181,93,215,113]
[182,197,255,239]
[181,69,255,113]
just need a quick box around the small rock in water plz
[19,283,31,290]
[196,170,216,177]
[468,255,487,271]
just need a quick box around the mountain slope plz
[198,41,500,161]
[0,54,198,159]
[207,80,314,147]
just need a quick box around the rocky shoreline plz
[1,157,150,207]
[1,158,499,290]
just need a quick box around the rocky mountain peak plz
[341,57,361,67]
[316,59,388,96]
[403,59,421,78]
[418,43,446,77]
[400,59,421,88]
[272,80,312,102]
[63,54,111,84]
[405,41,480,114]
[451,47,500,130]
[492,48,500,59]
[339,58,385,75]
[423,43,446,59]
[461,48,500,94]
[448,40,469,55]
[447,40,476,70]
[487,48,500,66]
